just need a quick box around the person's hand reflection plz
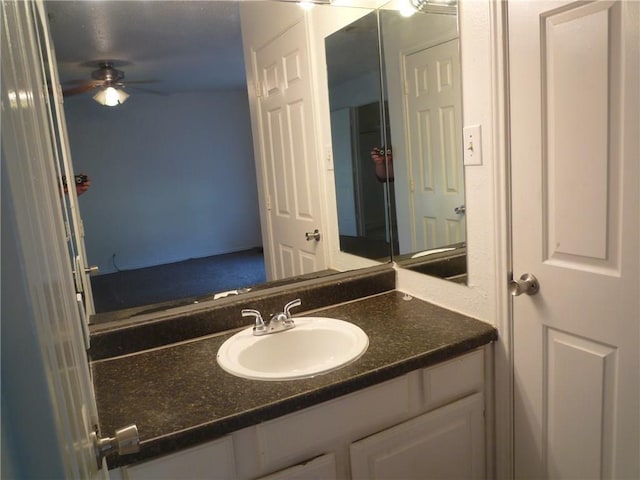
[62,174,91,196]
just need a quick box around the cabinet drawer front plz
[257,453,337,480]
[123,436,235,480]
[422,348,484,410]
[350,393,485,480]
[256,375,412,471]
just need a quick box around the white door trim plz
[487,1,513,479]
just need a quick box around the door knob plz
[509,273,539,296]
[91,424,140,468]
[305,229,321,242]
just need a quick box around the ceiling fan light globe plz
[93,86,129,106]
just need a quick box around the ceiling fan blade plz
[122,79,159,85]
[65,78,98,85]
[63,81,101,96]
[126,85,170,96]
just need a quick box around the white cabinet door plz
[350,393,484,480]
[257,453,337,480]
[122,436,235,480]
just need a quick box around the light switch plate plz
[463,125,483,166]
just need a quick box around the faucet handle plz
[242,309,266,333]
[283,299,302,319]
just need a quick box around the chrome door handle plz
[454,205,466,214]
[509,273,540,296]
[305,229,321,242]
[91,424,140,468]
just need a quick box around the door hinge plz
[256,81,263,98]
[265,193,272,211]
[64,220,72,242]
[56,84,65,104]
[409,178,415,192]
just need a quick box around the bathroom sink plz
[216,317,368,381]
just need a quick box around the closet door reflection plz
[380,6,467,283]
[327,5,467,282]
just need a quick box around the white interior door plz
[34,0,96,318]
[509,1,639,478]
[254,20,328,280]
[2,1,106,476]
[403,39,465,251]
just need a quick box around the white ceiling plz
[45,1,247,94]
[45,0,381,97]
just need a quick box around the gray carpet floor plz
[90,249,266,313]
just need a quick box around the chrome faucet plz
[242,299,302,336]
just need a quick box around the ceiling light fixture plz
[273,0,331,7]
[410,0,457,13]
[299,0,315,10]
[93,85,129,107]
[400,0,417,17]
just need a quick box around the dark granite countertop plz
[91,290,497,468]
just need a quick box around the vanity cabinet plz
[120,436,236,480]
[114,347,489,480]
[350,393,485,479]
[256,453,338,480]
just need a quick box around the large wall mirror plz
[45,0,466,323]
[327,1,467,284]
[45,0,389,321]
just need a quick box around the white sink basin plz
[216,317,368,381]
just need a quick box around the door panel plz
[255,21,327,280]
[404,39,464,251]
[509,1,639,478]
[2,1,105,477]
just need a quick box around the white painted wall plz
[330,108,357,235]
[63,89,262,274]
[329,70,382,237]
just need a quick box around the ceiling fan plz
[63,61,158,106]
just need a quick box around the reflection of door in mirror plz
[380,7,467,283]
[403,39,464,251]
[326,11,398,262]
[253,19,328,280]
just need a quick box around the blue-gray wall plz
[64,89,262,274]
